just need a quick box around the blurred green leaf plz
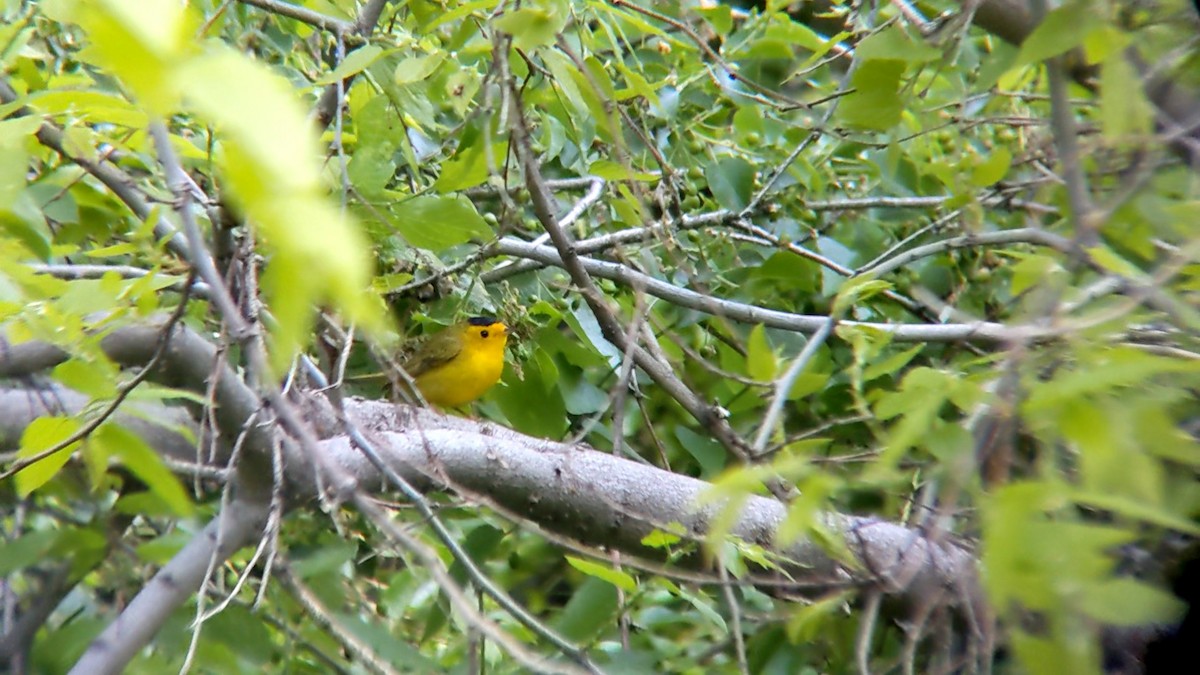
[1079,578,1186,626]
[1100,55,1153,141]
[862,344,923,382]
[0,530,59,575]
[553,577,619,643]
[1012,0,1103,71]
[641,528,683,549]
[71,0,193,113]
[855,25,940,63]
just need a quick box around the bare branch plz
[494,238,1048,343]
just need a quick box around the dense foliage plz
[2,0,1199,673]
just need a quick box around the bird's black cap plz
[467,316,499,326]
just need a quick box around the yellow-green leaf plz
[971,148,1012,187]
[746,324,776,380]
[15,416,82,496]
[314,45,387,85]
[72,0,194,113]
[493,0,569,51]
[565,555,637,592]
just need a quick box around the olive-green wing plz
[400,332,463,378]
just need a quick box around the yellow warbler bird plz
[401,316,509,407]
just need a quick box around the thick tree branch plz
[0,387,196,463]
[314,401,985,625]
[0,319,271,466]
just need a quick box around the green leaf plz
[1071,490,1200,536]
[71,0,193,114]
[95,424,193,517]
[1009,253,1063,295]
[1025,347,1200,410]
[392,195,493,250]
[1087,245,1143,277]
[838,59,904,130]
[566,555,637,592]
[675,426,726,477]
[862,344,924,382]
[753,251,819,293]
[182,46,382,364]
[493,0,568,51]
[0,117,41,205]
[434,136,508,193]
[786,593,849,643]
[425,0,502,31]
[970,148,1012,187]
[52,358,119,399]
[15,416,82,497]
[613,63,661,106]
[746,324,776,380]
[855,25,940,63]
[641,529,682,549]
[205,604,276,665]
[833,277,893,315]
[448,524,505,585]
[292,541,357,579]
[494,359,569,438]
[334,612,441,670]
[346,143,396,197]
[135,528,191,563]
[1012,0,1103,71]
[392,53,444,85]
[705,156,754,211]
[587,160,657,182]
[0,529,59,575]
[1100,55,1152,141]
[315,44,386,85]
[553,577,619,643]
[675,585,727,632]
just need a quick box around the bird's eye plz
[480,330,489,338]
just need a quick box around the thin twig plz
[718,562,749,675]
[275,562,402,675]
[751,317,837,457]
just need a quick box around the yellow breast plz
[413,320,508,407]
